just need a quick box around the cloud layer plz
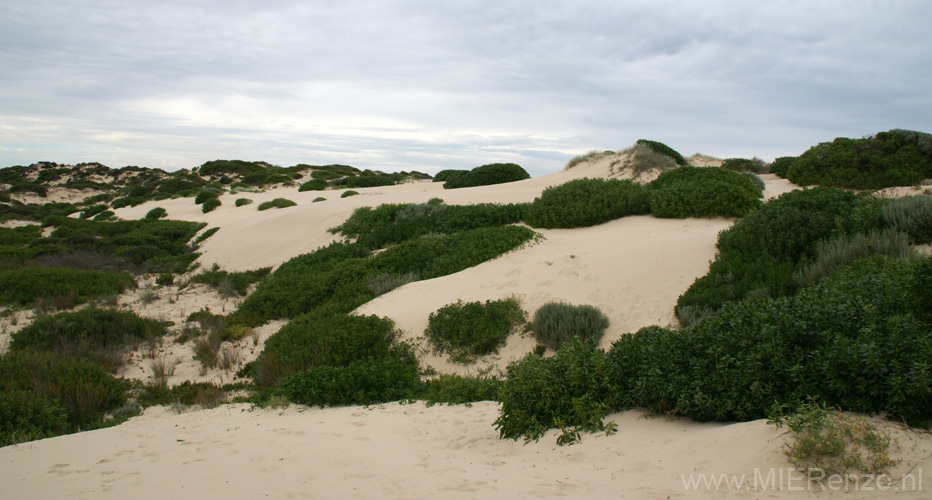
[2,1,931,175]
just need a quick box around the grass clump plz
[648,166,764,218]
[881,195,932,244]
[144,207,168,220]
[234,198,253,207]
[312,197,326,203]
[524,178,650,228]
[340,190,359,198]
[635,139,687,166]
[425,298,526,361]
[194,188,222,205]
[188,265,271,296]
[531,302,609,351]
[420,375,503,405]
[257,198,297,211]
[565,150,615,169]
[443,163,530,189]
[298,179,327,192]
[366,271,420,297]
[793,229,916,288]
[201,197,221,213]
[776,401,900,478]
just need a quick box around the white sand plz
[6,157,932,498]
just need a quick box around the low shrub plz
[366,271,420,297]
[425,298,526,361]
[648,166,763,219]
[531,302,609,351]
[770,156,798,178]
[312,197,326,203]
[234,198,253,207]
[340,175,397,188]
[524,178,650,228]
[11,308,167,358]
[340,190,359,198]
[145,207,168,220]
[80,204,110,220]
[432,169,468,183]
[194,189,222,205]
[257,198,297,210]
[298,180,327,192]
[785,129,932,189]
[793,229,916,288]
[188,265,271,296]
[721,158,756,172]
[443,163,530,189]
[420,375,503,405]
[0,389,70,446]
[0,267,135,307]
[619,142,680,177]
[495,340,618,444]
[882,195,932,244]
[636,139,687,166]
[201,197,221,213]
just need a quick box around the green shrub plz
[495,340,617,444]
[194,188,222,205]
[234,198,253,207]
[0,267,135,307]
[340,175,397,188]
[255,313,400,387]
[676,187,884,315]
[793,229,916,288]
[432,169,468,183]
[0,350,127,431]
[425,298,526,361]
[882,195,932,244]
[340,190,359,198]
[311,169,343,181]
[192,227,219,246]
[366,271,420,297]
[635,139,686,166]
[419,375,503,405]
[524,178,650,228]
[785,130,932,189]
[443,163,530,189]
[332,201,525,249]
[201,197,221,213]
[188,266,271,296]
[312,197,326,203]
[298,180,327,192]
[257,198,297,210]
[11,308,166,358]
[80,204,110,220]
[770,156,798,178]
[145,207,168,220]
[277,351,421,407]
[531,302,609,351]
[721,158,756,172]
[648,166,763,218]
[0,390,70,446]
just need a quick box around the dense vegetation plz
[531,302,610,351]
[779,129,932,189]
[524,179,650,228]
[0,267,135,307]
[635,139,687,166]
[648,166,763,218]
[257,198,297,211]
[443,163,530,189]
[425,298,526,361]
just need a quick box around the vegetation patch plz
[635,139,687,166]
[234,198,253,207]
[340,190,359,198]
[443,163,530,189]
[425,298,526,362]
[257,198,297,211]
[0,267,135,307]
[648,166,763,219]
[11,308,167,359]
[188,265,271,296]
[524,178,650,228]
[881,195,932,244]
[432,169,468,183]
[201,197,221,213]
[565,150,615,169]
[531,302,609,351]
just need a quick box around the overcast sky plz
[1,1,930,176]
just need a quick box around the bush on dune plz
[524,178,650,228]
[0,267,135,307]
[531,302,610,351]
[11,308,167,358]
[257,198,297,211]
[432,169,468,183]
[425,298,526,361]
[648,166,763,219]
[443,163,530,189]
[882,195,932,244]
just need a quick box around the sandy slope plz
[7,157,932,498]
[2,402,930,499]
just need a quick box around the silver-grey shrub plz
[793,229,917,289]
[532,302,610,351]
[882,195,932,244]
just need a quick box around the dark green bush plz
[332,201,525,249]
[0,267,135,307]
[80,204,110,220]
[255,313,400,387]
[425,298,526,361]
[531,302,610,351]
[298,180,327,192]
[312,197,326,203]
[257,198,297,211]
[443,163,530,189]
[420,375,503,405]
[145,207,168,220]
[432,169,468,183]
[194,189,222,205]
[769,157,798,178]
[648,167,763,218]
[495,340,618,443]
[201,197,221,213]
[234,198,253,207]
[340,190,359,198]
[721,158,756,172]
[0,390,70,446]
[524,178,650,228]
[340,175,397,188]
[11,308,166,355]
[676,187,884,315]
[311,170,343,181]
[793,229,916,288]
[636,139,686,166]
[277,352,421,407]
[785,130,932,189]
[0,350,127,431]
[882,195,932,244]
